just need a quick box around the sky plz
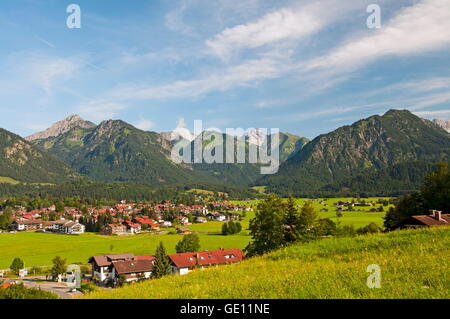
[0,0,449,139]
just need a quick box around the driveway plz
[5,277,83,299]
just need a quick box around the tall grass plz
[84,227,450,299]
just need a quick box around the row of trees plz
[245,197,322,256]
[244,196,383,257]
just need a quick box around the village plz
[1,201,254,236]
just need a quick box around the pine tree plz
[297,201,319,242]
[151,242,171,279]
[283,197,301,243]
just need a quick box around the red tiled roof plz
[411,214,450,226]
[136,255,155,262]
[169,249,244,269]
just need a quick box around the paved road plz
[5,277,83,299]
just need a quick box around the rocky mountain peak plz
[242,129,267,147]
[433,119,450,133]
[25,114,96,141]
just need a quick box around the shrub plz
[222,221,242,235]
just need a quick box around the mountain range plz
[261,110,450,195]
[0,109,449,196]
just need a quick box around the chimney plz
[430,210,443,221]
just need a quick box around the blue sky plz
[0,0,449,139]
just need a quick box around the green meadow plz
[0,232,251,269]
[84,227,450,299]
[232,197,391,228]
[0,197,391,269]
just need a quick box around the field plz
[0,197,391,269]
[232,197,392,228]
[0,232,250,269]
[84,227,450,299]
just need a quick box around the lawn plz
[0,232,251,269]
[84,227,450,299]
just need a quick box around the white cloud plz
[304,0,450,74]
[206,1,347,60]
[78,100,127,121]
[165,1,197,37]
[408,92,450,110]
[134,119,155,131]
[254,99,287,109]
[22,56,81,94]
[107,52,292,100]
[413,109,450,117]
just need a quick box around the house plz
[112,259,153,284]
[89,254,136,283]
[13,219,43,231]
[123,221,141,234]
[89,254,154,285]
[100,224,127,235]
[169,249,245,275]
[398,210,449,229]
[176,227,191,234]
[133,217,160,230]
[195,216,207,224]
[50,220,85,235]
[160,221,172,227]
[207,212,226,222]
[177,216,190,225]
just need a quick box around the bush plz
[337,225,357,238]
[222,221,242,235]
[357,223,383,235]
[78,282,97,293]
[0,284,58,299]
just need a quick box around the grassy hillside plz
[84,227,449,299]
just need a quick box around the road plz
[5,276,83,299]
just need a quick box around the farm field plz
[231,197,392,229]
[84,227,450,299]
[0,232,251,269]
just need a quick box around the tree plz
[151,242,171,279]
[316,218,337,237]
[50,256,67,281]
[221,223,229,235]
[245,195,286,257]
[10,258,24,275]
[55,201,65,213]
[283,197,301,243]
[297,201,319,241]
[222,221,242,235]
[384,162,450,230]
[175,234,200,253]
